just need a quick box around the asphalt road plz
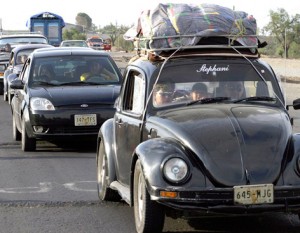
[0,58,300,232]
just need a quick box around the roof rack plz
[133,34,264,59]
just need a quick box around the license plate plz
[74,114,97,126]
[234,184,274,205]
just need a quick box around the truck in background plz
[26,12,65,47]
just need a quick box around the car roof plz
[61,40,86,42]
[0,33,47,39]
[11,44,53,53]
[30,47,110,58]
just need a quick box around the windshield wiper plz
[233,96,276,103]
[57,81,105,86]
[187,97,230,106]
[32,81,56,86]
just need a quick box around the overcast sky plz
[1,0,299,30]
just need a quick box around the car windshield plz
[61,41,88,47]
[89,39,103,43]
[151,62,283,108]
[28,55,121,87]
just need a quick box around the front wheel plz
[97,140,120,201]
[134,159,165,233]
[3,91,7,101]
[21,118,36,151]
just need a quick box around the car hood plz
[30,85,120,106]
[150,105,292,186]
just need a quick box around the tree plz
[263,8,300,58]
[100,23,130,46]
[62,28,86,40]
[76,13,92,31]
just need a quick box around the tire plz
[134,160,165,233]
[0,82,3,95]
[3,91,7,101]
[97,140,120,201]
[21,118,36,151]
[12,112,21,141]
[8,93,12,105]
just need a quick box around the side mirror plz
[293,98,300,110]
[7,73,18,82]
[10,79,24,90]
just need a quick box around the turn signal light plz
[160,191,178,198]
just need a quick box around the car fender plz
[282,134,300,184]
[132,138,196,197]
[97,118,117,185]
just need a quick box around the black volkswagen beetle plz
[96,38,300,232]
[10,47,122,151]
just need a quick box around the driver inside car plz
[190,83,211,101]
[80,61,117,81]
[222,81,246,99]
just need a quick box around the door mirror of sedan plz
[7,73,18,82]
[10,79,24,90]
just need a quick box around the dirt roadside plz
[261,57,300,83]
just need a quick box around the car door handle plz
[116,119,124,126]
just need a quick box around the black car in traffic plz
[3,43,53,104]
[96,36,300,233]
[10,47,122,151]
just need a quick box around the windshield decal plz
[196,64,230,74]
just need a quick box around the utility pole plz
[0,18,2,36]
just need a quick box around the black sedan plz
[10,47,122,151]
[3,43,53,104]
[96,44,300,232]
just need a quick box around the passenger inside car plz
[153,83,175,107]
[190,83,210,101]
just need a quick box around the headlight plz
[30,97,55,111]
[163,157,189,183]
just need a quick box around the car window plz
[15,49,34,65]
[21,59,31,83]
[151,62,282,108]
[122,70,145,115]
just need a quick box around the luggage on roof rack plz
[124,3,260,54]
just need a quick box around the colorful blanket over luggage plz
[124,3,257,50]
